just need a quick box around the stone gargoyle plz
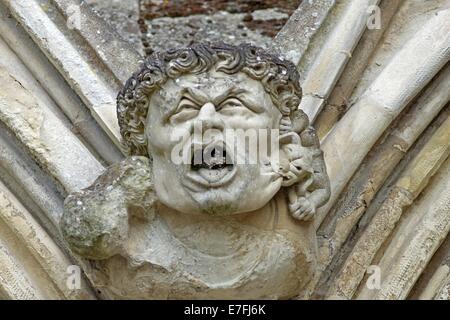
[60,43,330,299]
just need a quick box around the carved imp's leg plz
[60,156,156,260]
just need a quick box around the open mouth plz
[186,142,236,187]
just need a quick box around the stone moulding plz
[316,9,450,230]
[315,65,450,290]
[298,0,381,122]
[3,0,141,151]
[0,2,123,165]
[0,0,449,300]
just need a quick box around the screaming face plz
[146,70,285,215]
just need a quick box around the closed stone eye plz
[218,97,244,111]
[178,97,199,111]
[169,97,200,123]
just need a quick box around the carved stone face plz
[146,70,285,215]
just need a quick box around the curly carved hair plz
[117,42,303,156]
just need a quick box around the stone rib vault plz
[0,0,449,299]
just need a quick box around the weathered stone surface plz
[138,0,301,56]
[316,65,450,289]
[435,273,450,300]
[0,0,449,301]
[366,158,450,299]
[0,180,95,299]
[0,122,65,233]
[141,11,275,53]
[62,156,156,260]
[0,2,123,165]
[316,9,450,229]
[315,0,403,139]
[86,0,143,55]
[419,265,450,299]
[3,0,134,148]
[298,0,381,122]
[328,115,450,299]
[53,0,142,84]
[273,0,335,65]
[60,43,330,299]
[0,37,105,194]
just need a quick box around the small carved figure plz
[280,109,330,221]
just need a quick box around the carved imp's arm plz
[285,127,331,221]
[60,156,156,260]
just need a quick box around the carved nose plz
[198,102,216,118]
[197,102,224,131]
